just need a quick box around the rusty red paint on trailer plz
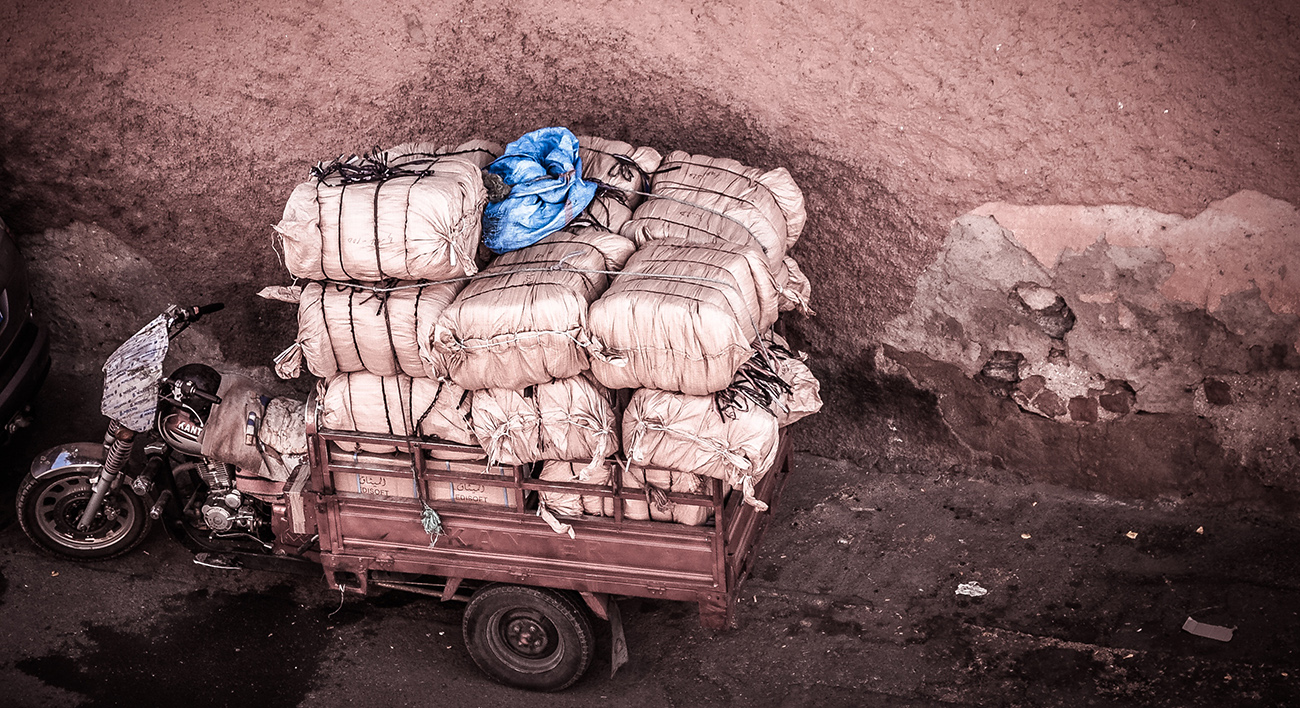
[300,391,793,628]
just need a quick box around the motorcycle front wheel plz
[16,468,153,560]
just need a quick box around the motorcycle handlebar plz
[175,303,225,323]
[163,379,224,406]
[190,388,222,404]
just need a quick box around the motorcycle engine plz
[194,458,253,533]
[201,488,260,533]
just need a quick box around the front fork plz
[76,422,136,531]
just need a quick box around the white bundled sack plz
[267,281,461,380]
[435,226,636,391]
[620,465,712,526]
[620,150,806,271]
[774,255,814,315]
[577,136,662,232]
[623,387,780,510]
[621,196,760,252]
[256,397,310,482]
[537,461,711,526]
[200,375,303,480]
[578,136,662,205]
[469,374,618,471]
[274,140,500,281]
[391,139,501,170]
[588,237,779,395]
[318,372,475,453]
[537,460,615,518]
[578,196,635,235]
[764,333,823,427]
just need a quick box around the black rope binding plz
[312,148,450,281]
[715,339,796,420]
[311,148,447,185]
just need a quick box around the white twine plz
[626,419,768,510]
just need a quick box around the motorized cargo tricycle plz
[16,304,795,690]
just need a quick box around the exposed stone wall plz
[876,192,1299,502]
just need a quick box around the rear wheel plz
[16,468,152,560]
[462,584,594,691]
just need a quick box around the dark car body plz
[0,216,50,436]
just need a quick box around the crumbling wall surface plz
[877,192,1299,503]
[0,0,1297,504]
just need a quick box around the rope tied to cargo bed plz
[420,503,444,546]
[384,380,447,548]
[407,444,444,547]
[626,466,674,514]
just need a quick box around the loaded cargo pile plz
[264,128,821,530]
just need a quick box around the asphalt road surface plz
[2,454,1298,707]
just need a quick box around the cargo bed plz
[304,394,794,629]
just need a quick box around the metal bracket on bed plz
[581,591,630,677]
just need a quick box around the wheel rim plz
[487,607,564,673]
[33,473,139,550]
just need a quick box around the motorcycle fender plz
[30,442,105,479]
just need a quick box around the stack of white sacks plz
[267,140,501,453]
[268,135,822,527]
[578,147,819,520]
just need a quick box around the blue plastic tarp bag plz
[482,127,597,254]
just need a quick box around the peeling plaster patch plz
[1011,284,1075,340]
[1021,359,1104,401]
[1015,284,1062,311]
[1142,191,1300,317]
[979,350,1024,383]
[1098,380,1135,416]
[1012,359,1108,423]
[976,191,1300,320]
[883,194,1300,492]
[1059,247,1293,412]
[1068,396,1099,423]
[971,202,1182,269]
[883,214,1056,377]
[1076,291,1116,305]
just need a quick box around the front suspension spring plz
[102,433,134,479]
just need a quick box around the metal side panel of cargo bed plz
[306,395,793,629]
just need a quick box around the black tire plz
[16,468,152,560]
[462,584,595,691]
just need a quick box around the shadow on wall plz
[0,22,933,465]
